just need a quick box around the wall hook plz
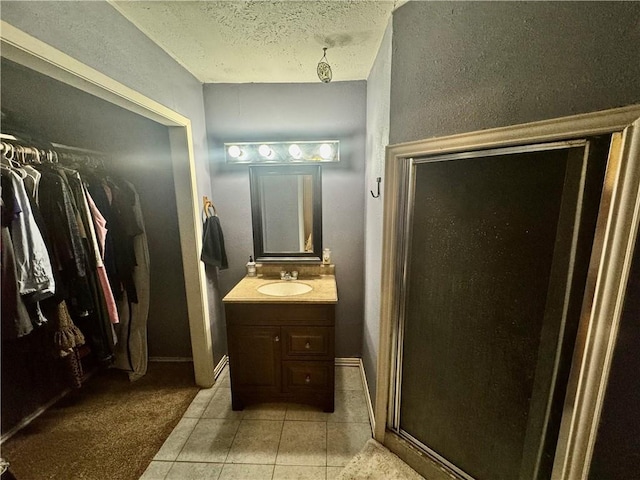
[370,177,382,198]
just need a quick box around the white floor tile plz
[154,418,199,461]
[226,420,283,464]
[183,387,218,418]
[139,460,173,480]
[176,418,240,463]
[148,360,374,478]
[327,422,372,467]
[276,421,326,466]
[328,390,369,423]
[272,465,326,480]
[243,402,287,420]
[165,461,223,480]
[284,403,329,422]
[335,366,364,391]
[218,463,274,480]
[202,388,244,420]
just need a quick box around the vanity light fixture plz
[258,144,274,159]
[225,140,340,164]
[288,144,302,159]
[319,143,333,160]
[227,145,243,159]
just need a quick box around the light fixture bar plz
[224,140,340,164]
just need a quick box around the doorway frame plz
[375,105,640,479]
[0,21,216,387]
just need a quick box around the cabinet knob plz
[305,375,311,384]
[274,336,280,342]
[305,341,311,349]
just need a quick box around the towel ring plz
[203,196,217,218]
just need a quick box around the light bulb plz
[228,145,242,158]
[289,144,302,159]
[259,144,273,158]
[319,143,333,159]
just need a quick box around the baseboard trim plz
[148,356,193,362]
[214,355,229,379]
[335,357,376,433]
[0,366,102,444]
[335,357,360,367]
[1,387,70,444]
[359,358,376,434]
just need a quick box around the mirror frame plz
[249,164,323,263]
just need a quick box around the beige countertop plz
[222,275,338,304]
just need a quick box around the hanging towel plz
[200,216,228,269]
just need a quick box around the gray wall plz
[390,1,640,144]
[1,1,221,361]
[204,82,366,357]
[363,21,393,401]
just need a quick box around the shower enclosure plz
[375,106,640,480]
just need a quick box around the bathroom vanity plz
[223,272,338,412]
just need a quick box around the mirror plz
[249,165,322,262]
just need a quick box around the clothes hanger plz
[1,142,25,172]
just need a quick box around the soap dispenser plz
[246,256,256,277]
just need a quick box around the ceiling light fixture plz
[317,47,332,83]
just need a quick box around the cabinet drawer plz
[225,303,335,326]
[282,362,333,392]
[283,327,333,359]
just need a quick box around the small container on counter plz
[246,256,256,276]
[322,248,331,265]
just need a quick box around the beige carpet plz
[1,362,198,480]
[337,439,425,480]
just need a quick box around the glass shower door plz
[391,139,609,480]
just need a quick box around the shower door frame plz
[374,105,640,480]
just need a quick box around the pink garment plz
[83,187,118,325]
[97,265,119,324]
[86,191,107,258]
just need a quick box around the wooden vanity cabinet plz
[225,303,335,412]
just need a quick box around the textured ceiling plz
[110,1,396,83]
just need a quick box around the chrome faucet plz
[280,270,298,281]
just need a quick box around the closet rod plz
[51,142,108,156]
[0,133,108,157]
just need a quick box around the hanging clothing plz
[87,177,138,304]
[113,181,150,381]
[7,169,56,301]
[87,190,107,258]
[1,141,151,381]
[52,300,85,357]
[68,174,119,325]
[1,225,32,339]
[201,215,228,269]
[37,168,93,314]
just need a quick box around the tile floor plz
[140,365,372,480]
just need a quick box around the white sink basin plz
[257,282,312,297]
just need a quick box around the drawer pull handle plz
[274,336,280,342]
[305,341,311,349]
[305,375,311,384]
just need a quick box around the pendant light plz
[317,47,332,83]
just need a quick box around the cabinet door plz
[228,326,281,392]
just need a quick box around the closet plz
[0,58,192,436]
